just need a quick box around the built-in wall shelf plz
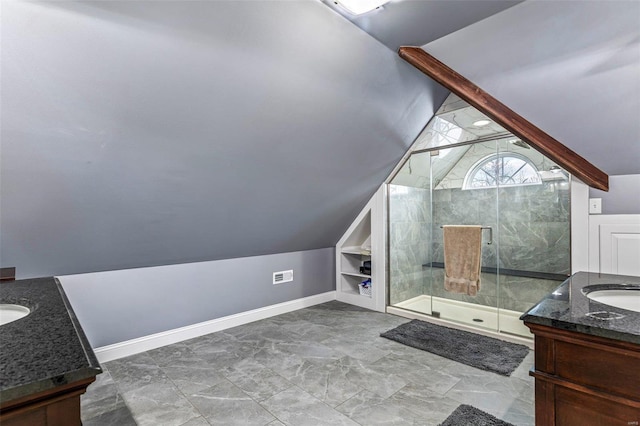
[341,246,372,256]
[341,272,371,279]
[335,185,386,312]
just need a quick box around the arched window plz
[463,153,541,189]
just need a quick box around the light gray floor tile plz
[222,358,293,402]
[163,363,227,394]
[281,358,363,407]
[225,320,295,344]
[188,380,275,425]
[320,335,391,363]
[388,383,462,423]
[122,382,200,426]
[178,416,212,426]
[266,309,315,325]
[276,320,338,343]
[275,340,345,364]
[250,342,309,375]
[105,352,171,394]
[336,390,415,425]
[82,302,534,426]
[82,405,138,426]
[187,332,258,370]
[371,352,461,395]
[443,365,530,415]
[384,339,460,369]
[510,350,535,381]
[337,356,407,399]
[148,342,202,367]
[81,371,126,421]
[309,301,371,312]
[261,387,360,426]
[502,395,535,426]
[295,310,357,328]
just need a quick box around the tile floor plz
[81,301,535,426]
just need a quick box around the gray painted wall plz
[589,174,640,214]
[59,248,335,348]
[1,0,446,278]
[422,1,640,176]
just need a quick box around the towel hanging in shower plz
[443,225,483,296]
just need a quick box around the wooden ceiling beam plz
[399,46,608,191]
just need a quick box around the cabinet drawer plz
[554,340,640,399]
[555,386,639,426]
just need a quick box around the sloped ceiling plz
[3,1,613,279]
[322,0,522,51]
[2,0,454,278]
[420,1,640,176]
[322,0,639,176]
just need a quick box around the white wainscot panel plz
[589,215,640,276]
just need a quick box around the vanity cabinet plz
[0,377,95,426]
[0,278,101,426]
[524,323,640,426]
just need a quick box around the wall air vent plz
[273,270,294,285]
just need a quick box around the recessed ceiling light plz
[334,0,389,15]
[472,119,491,127]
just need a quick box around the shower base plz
[389,295,532,340]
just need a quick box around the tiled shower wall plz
[389,182,570,311]
[389,186,431,305]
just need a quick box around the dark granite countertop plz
[0,277,101,404]
[521,271,640,345]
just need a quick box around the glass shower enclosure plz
[387,96,571,339]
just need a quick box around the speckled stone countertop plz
[0,277,101,404]
[521,271,640,345]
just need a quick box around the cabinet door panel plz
[555,386,639,426]
[555,340,640,399]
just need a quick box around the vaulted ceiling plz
[2,0,490,278]
[333,0,639,176]
[2,0,637,279]
[321,0,522,51]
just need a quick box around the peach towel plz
[443,225,483,296]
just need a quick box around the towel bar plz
[440,225,493,245]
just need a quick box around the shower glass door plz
[388,142,500,332]
[495,138,571,337]
[429,141,499,331]
[387,93,573,339]
[388,150,433,314]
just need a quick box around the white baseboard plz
[94,291,336,363]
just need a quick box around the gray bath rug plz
[438,405,514,426]
[380,319,529,376]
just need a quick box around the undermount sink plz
[584,285,640,313]
[0,304,31,326]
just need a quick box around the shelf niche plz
[335,186,385,312]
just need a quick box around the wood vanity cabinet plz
[524,323,640,426]
[0,277,101,426]
[0,376,95,426]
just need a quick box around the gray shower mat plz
[438,405,515,426]
[380,319,529,376]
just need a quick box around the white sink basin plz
[0,304,31,326]
[587,289,640,313]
